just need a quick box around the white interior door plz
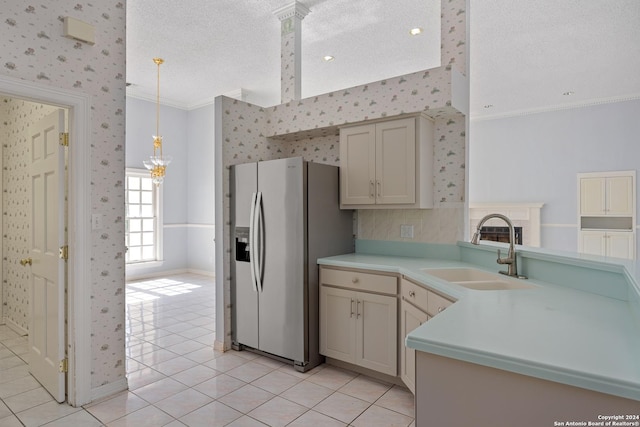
[27,109,66,402]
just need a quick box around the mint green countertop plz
[318,241,640,401]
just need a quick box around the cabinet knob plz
[408,290,415,297]
[438,306,445,313]
[352,277,359,284]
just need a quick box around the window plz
[125,169,162,263]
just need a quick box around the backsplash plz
[1,99,58,332]
[357,206,464,243]
[1,0,127,391]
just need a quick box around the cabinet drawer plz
[320,267,397,295]
[401,278,428,311]
[427,291,453,317]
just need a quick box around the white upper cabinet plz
[606,176,634,216]
[580,175,633,216]
[578,171,636,260]
[340,115,433,209]
[375,119,416,205]
[340,124,377,205]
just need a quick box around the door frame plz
[0,74,92,406]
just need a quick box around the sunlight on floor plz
[126,277,203,303]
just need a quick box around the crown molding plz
[125,89,190,110]
[126,89,253,111]
[471,93,640,122]
[272,1,311,21]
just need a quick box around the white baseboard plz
[126,268,215,281]
[125,268,189,281]
[214,340,229,352]
[90,378,128,403]
[4,317,28,336]
[187,268,215,278]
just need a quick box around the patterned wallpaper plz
[441,0,467,73]
[434,112,465,203]
[1,99,58,331]
[218,0,468,349]
[266,66,452,137]
[1,1,126,390]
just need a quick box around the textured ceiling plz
[126,0,440,109]
[470,0,640,118]
[126,1,640,117]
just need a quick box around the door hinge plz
[59,132,69,147]
[59,245,69,261]
[59,358,68,373]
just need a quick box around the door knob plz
[20,258,32,266]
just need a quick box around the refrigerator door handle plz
[248,192,258,293]
[255,191,264,292]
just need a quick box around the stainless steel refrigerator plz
[231,157,353,372]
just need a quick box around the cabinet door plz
[607,232,635,260]
[375,118,416,205]
[579,231,606,256]
[607,176,633,216]
[400,300,429,394]
[356,292,398,376]
[580,177,606,216]
[340,124,376,205]
[319,286,356,363]
[427,290,454,318]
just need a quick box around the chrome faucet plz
[471,213,526,279]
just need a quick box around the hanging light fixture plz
[143,57,172,185]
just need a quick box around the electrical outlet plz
[400,224,414,239]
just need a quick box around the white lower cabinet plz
[579,230,635,259]
[319,268,398,376]
[399,277,454,393]
[319,267,455,386]
[400,299,429,393]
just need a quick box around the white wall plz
[187,104,215,273]
[469,99,640,254]
[125,97,215,277]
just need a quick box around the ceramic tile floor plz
[0,273,415,426]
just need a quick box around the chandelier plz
[143,57,172,185]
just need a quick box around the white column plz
[273,1,310,103]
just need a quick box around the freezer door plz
[257,157,306,362]
[231,162,259,349]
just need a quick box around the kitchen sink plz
[451,279,534,291]
[421,268,503,282]
[421,268,536,291]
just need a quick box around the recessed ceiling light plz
[409,27,423,36]
[323,55,334,62]
[563,91,574,96]
[483,104,493,109]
